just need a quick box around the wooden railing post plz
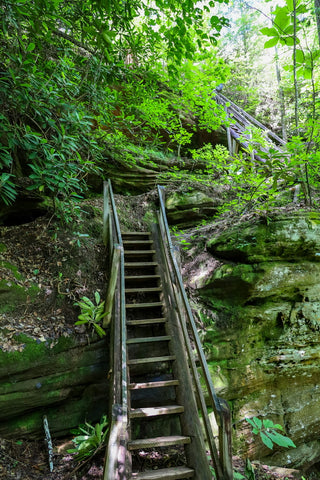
[219,398,233,480]
[104,245,121,328]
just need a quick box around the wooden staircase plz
[104,180,232,480]
[123,231,194,480]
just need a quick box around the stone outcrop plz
[0,333,109,438]
[184,212,320,470]
[165,189,222,227]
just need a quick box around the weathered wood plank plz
[129,380,179,390]
[128,355,175,365]
[128,435,191,450]
[130,405,184,418]
[132,466,194,479]
[127,336,170,344]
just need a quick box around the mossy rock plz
[0,333,109,438]
[207,212,320,263]
[165,190,221,226]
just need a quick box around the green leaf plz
[95,291,101,304]
[27,43,35,52]
[267,431,296,448]
[274,10,290,30]
[280,36,296,46]
[252,417,262,429]
[75,320,88,325]
[260,27,279,37]
[234,472,246,479]
[273,424,284,431]
[301,67,312,80]
[264,37,279,48]
[260,432,274,449]
[94,324,106,337]
[262,419,274,429]
[295,49,305,64]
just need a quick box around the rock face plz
[0,333,109,438]
[165,190,222,227]
[186,212,320,470]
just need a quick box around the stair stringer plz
[151,224,212,480]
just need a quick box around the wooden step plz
[127,335,170,345]
[126,302,163,309]
[128,355,175,366]
[128,435,191,450]
[125,287,162,293]
[125,275,160,281]
[123,240,154,245]
[125,262,158,267]
[124,250,156,255]
[127,318,166,326]
[122,232,151,236]
[130,405,184,418]
[129,380,179,390]
[132,466,194,480]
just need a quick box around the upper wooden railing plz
[215,92,286,162]
[156,185,233,480]
[103,180,128,480]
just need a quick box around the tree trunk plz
[315,0,320,46]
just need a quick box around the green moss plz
[0,280,40,313]
[0,243,7,253]
[0,260,22,280]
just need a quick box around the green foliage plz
[74,291,107,337]
[260,0,307,49]
[0,173,17,205]
[69,415,109,461]
[246,417,296,450]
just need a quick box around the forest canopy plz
[0,0,320,214]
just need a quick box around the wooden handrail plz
[103,180,128,480]
[157,185,233,480]
[216,92,286,147]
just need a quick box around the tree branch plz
[52,29,96,55]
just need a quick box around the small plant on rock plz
[246,417,296,450]
[74,291,107,337]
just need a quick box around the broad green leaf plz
[264,37,279,48]
[260,27,279,37]
[95,291,101,304]
[252,417,262,429]
[302,67,312,80]
[273,424,284,431]
[280,36,296,46]
[284,24,294,35]
[266,431,296,448]
[262,419,274,429]
[27,43,35,52]
[295,49,305,64]
[260,432,273,449]
[274,10,290,30]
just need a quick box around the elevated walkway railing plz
[156,185,233,480]
[215,92,286,163]
[103,180,128,480]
